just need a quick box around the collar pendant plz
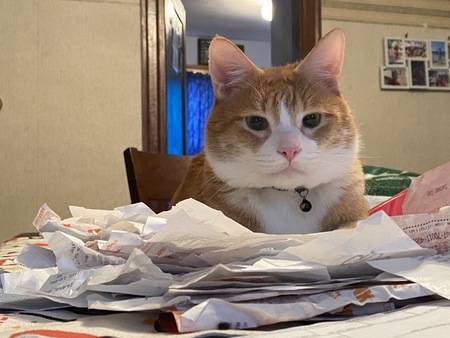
[295,187,312,212]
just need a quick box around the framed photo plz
[405,39,428,60]
[380,66,409,89]
[408,60,428,89]
[428,69,450,90]
[448,42,450,68]
[384,38,405,66]
[429,40,448,68]
[198,38,212,65]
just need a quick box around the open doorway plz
[140,0,321,154]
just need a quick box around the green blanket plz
[363,165,420,196]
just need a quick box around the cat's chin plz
[261,167,309,190]
[277,166,306,178]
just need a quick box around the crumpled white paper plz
[2,198,449,332]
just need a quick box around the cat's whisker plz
[359,155,381,160]
[201,176,235,204]
[317,158,351,170]
[303,82,325,100]
[314,160,352,179]
[300,71,318,96]
[301,77,329,102]
[243,79,264,102]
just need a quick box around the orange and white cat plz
[172,29,368,234]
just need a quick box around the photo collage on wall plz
[381,37,450,90]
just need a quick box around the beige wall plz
[0,0,142,242]
[1,2,448,243]
[323,20,450,175]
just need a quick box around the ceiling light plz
[260,0,272,22]
[167,1,175,19]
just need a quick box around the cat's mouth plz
[278,166,306,176]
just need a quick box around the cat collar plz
[266,186,312,213]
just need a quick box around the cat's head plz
[204,29,360,190]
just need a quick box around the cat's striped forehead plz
[253,71,318,124]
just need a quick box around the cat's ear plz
[296,29,345,90]
[208,36,261,100]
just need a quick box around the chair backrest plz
[123,147,193,213]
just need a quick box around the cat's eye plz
[245,116,269,131]
[302,113,322,129]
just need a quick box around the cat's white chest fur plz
[229,184,343,234]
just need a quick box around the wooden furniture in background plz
[124,147,193,213]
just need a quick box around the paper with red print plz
[1,198,450,334]
[402,161,450,214]
[173,283,433,332]
[392,211,450,254]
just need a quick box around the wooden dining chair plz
[123,147,193,213]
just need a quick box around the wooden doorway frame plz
[140,0,166,153]
[299,0,322,58]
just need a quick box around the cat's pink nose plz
[277,146,301,162]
